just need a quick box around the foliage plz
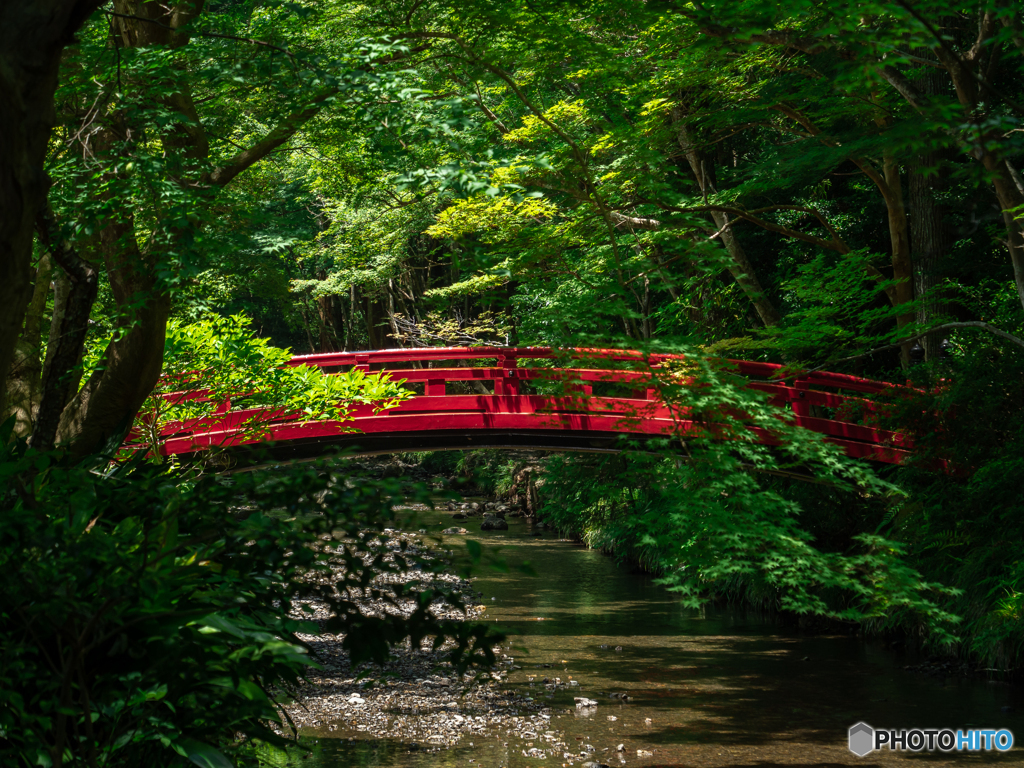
[531,349,964,641]
[868,338,1024,665]
[0,433,501,768]
[750,250,905,365]
[132,314,412,457]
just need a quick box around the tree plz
[4,1,423,454]
[0,0,104,422]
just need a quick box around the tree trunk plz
[315,271,342,353]
[672,109,782,327]
[881,150,915,367]
[6,254,53,437]
[32,207,99,452]
[54,213,165,455]
[0,0,104,421]
[363,290,394,349]
[908,154,952,360]
[983,153,1024,311]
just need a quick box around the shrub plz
[0,433,499,768]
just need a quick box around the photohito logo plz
[848,722,1014,755]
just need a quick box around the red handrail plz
[128,347,937,468]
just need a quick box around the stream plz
[270,497,1023,767]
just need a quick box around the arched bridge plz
[139,347,923,466]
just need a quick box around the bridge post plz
[497,351,519,396]
[426,379,446,396]
[354,353,370,372]
[791,380,810,420]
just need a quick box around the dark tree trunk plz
[31,207,99,452]
[880,149,915,368]
[909,154,953,360]
[0,0,104,420]
[363,290,394,349]
[55,212,165,455]
[315,271,342,352]
[6,254,52,437]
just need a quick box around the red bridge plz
[141,346,922,466]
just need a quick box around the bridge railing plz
[132,346,929,466]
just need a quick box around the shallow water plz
[271,501,1023,767]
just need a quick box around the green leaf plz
[174,738,234,768]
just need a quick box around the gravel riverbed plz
[282,527,564,755]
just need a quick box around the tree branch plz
[102,9,298,59]
[650,200,851,253]
[757,322,1024,383]
[892,0,1024,116]
[204,41,430,188]
[207,89,337,186]
[610,211,662,230]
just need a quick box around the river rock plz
[452,513,467,519]
[442,527,469,535]
[574,697,599,707]
[480,518,509,531]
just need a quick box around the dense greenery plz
[130,313,411,457]
[3,0,1024,764]
[0,435,500,767]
